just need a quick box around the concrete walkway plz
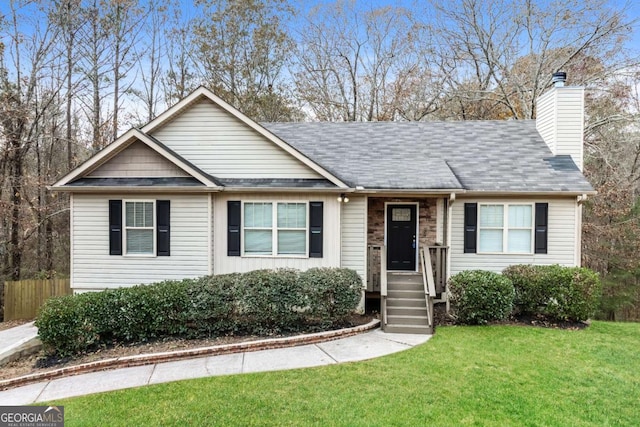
[0,328,430,405]
[0,322,40,367]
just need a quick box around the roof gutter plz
[354,188,465,196]
[460,190,597,197]
[47,186,223,193]
[220,187,353,193]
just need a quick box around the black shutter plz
[157,200,170,256]
[309,201,323,258]
[228,201,241,256]
[109,200,122,255]
[464,203,477,253]
[535,203,548,254]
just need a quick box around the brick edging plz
[0,319,380,391]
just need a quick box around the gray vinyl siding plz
[72,193,209,291]
[450,197,579,276]
[340,195,367,279]
[88,141,189,178]
[150,98,323,179]
[213,193,341,274]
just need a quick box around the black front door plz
[387,204,417,271]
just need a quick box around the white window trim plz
[241,201,310,258]
[123,199,156,257]
[477,203,534,255]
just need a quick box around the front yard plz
[52,321,640,426]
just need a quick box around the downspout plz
[576,194,588,266]
[445,193,455,313]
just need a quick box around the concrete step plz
[386,297,427,308]
[387,314,429,326]
[387,289,424,299]
[387,306,429,317]
[384,324,433,334]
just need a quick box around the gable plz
[88,141,190,178]
[150,97,323,180]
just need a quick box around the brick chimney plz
[535,72,585,171]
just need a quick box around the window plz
[243,202,308,256]
[478,204,533,254]
[277,203,307,255]
[244,202,273,255]
[125,201,155,255]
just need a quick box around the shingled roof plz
[262,120,593,193]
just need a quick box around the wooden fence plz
[3,279,71,321]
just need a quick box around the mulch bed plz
[433,304,588,330]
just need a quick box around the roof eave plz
[48,185,221,193]
[459,190,597,197]
[356,188,465,196]
[221,186,350,193]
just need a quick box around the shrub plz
[37,279,192,356]
[36,293,99,357]
[301,268,363,327]
[234,269,305,335]
[185,273,240,336]
[36,268,364,356]
[503,264,550,314]
[503,264,602,322]
[448,270,515,325]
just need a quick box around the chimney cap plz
[552,71,567,87]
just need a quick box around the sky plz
[1,0,639,50]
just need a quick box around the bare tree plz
[49,0,82,170]
[294,1,423,121]
[427,0,636,120]
[0,0,62,280]
[105,0,143,139]
[192,0,298,120]
[76,0,112,151]
[131,0,169,122]
[162,12,199,107]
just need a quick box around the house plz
[51,72,594,334]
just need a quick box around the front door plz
[386,204,417,271]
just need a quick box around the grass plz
[53,321,640,426]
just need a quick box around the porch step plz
[387,306,428,317]
[386,297,427,308]
[387,289,424,299]
[387,314,429,326]
[387,272,423,286]
[384,324,433,334]
[386,280,424,291]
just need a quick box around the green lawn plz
[55,322,640,426]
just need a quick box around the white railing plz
[381,245,387,326]
[420,247,436,329]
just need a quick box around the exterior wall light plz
[337,194,349,203]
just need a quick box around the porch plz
[363,197,450,334]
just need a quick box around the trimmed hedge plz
[503,264,601,321]
[448,270,515,325]
[36,268,362,357]
[301,268,363,327]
